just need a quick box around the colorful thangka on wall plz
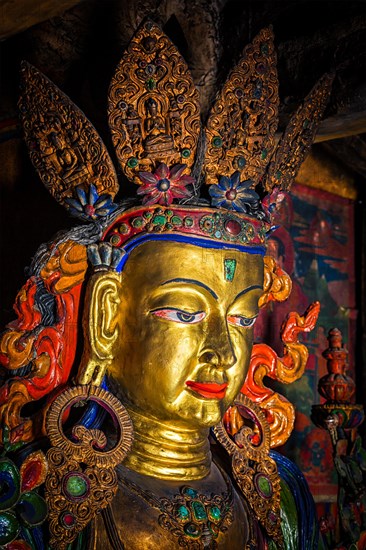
[254,182,356,505]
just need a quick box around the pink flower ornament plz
[137,163,195,206]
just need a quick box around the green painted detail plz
[166,223,173,230]
[131,217,144,228]
[171,216,183,227]
[212,136,223,148]
[303,118,310,129]
[17,491,48,527]
[166,210,173,217]
[127,156,138,168]
[176,505,190,521]
[146,78,156,90]
[276,170,282,180]
[279,478,299,550]
[182,487,198,499]
[224,259,237,282]
[209,505,221,522]
[65,475,88,498]
[191,500,207,521]
[0,458,20,511]
[182,148,191,158]
[153,215,166,226]
[261,148,267,160]
[0,511,19,545]
[261,43,269,55]
[143,211,153,220]
[257,474,272,497]
[183,217,193,227]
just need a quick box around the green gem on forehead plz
[224,258,237,282]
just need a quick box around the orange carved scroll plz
[224,301,320,448]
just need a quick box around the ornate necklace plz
[115,465,234,549]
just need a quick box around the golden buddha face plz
[108,240,264,428]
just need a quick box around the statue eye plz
[151,308,206,324]
[227,315,257,328]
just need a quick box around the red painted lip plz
[185,381,228,399]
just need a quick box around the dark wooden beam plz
[0,0,83,40]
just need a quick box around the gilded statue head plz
[79,236,264,429]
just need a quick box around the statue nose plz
[200,351,219,365]
[199,347,236,369]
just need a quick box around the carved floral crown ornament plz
[17,22,332,254]
[0,20,330,549]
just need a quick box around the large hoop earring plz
[213,394,283,545]
[45,385,133,549]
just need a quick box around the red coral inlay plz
[21,460,42,492]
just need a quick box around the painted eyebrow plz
[234,284,263,301]
[161,278,218,300]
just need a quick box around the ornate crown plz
[18,21,332,261]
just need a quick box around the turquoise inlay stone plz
[182,148,191,158]
[212,136,223,148]
[209,505,221,522]
[214,230,222,238]
[184,217,193,227]
[236,156,246,168]
[176,505,190,521]
[191,500,207,521]
[65,475,88,498]
[127,156,138,168]
[224,259,236,282]
[153,215,166,226]
[131,217,144,228]
[171,216,183,227]
[182,487,198,499]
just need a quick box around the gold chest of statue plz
[92,463,252,549]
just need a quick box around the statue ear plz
[77,272,122,386]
